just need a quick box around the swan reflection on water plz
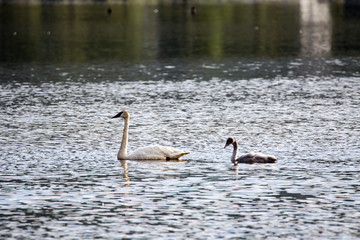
[112,110,190,161]
[119,159,187,186]
[120,160,130,186]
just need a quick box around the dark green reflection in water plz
[0,1,360,63]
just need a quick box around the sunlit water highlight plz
[1,57,360,239]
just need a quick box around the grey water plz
[1,1,360,239]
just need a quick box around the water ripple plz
[1,58,360,239]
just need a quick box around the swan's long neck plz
[231,140,238,164]
[118,117,130,160]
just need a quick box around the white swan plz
[224,137,277,165]
[112,110,190,160]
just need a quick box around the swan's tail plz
[267,156,277,163]
[168,152,191,160]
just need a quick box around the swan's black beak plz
[224,143,230,149]
[112,111,123,119]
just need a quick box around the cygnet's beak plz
[224,143,230,149]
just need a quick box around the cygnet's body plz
[224,137,277,165]
[112,110,190,160]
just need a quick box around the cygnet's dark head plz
[112,110,130,119]
[224,137,236,148]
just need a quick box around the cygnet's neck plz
[118,116,129,160]
[231,140,238,164]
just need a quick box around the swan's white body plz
[224,137,277,165]
[122,145,189,160]
[112,110,190,160]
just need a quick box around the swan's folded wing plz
[237,152,277,164]
[154,145,190,159]
[237,153,256,163]
[252,153,277,163]
[167,151,191,160]
[128,145,190,160]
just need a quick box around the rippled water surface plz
[1,1,360,239]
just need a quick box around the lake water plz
[1,0,360,239]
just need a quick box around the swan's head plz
[112,110,130,119]
[224,137,236,148]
